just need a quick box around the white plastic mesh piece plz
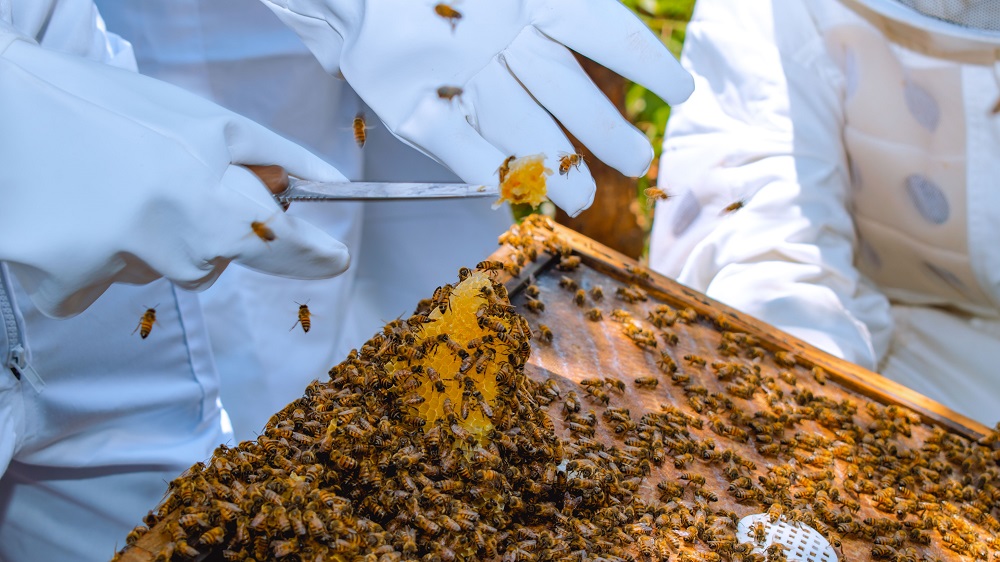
[893,0,1000,32]
[736,514,839,562]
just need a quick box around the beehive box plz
[119,217,998,562]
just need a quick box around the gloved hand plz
[0,34,350,318]
[261,0,693,216]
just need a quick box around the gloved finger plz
[224,115,348,183]
[393,94,509,185]
[211,166,351,279]
[468,58,595,217]
[503,28,653,178]
[532,0,694,106]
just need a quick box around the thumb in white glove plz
[0,36,350,318]
[261,0,693,217]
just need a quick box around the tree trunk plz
[554,56,644,259]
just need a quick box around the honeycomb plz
[496,153,551,209]
[385,270,516,439]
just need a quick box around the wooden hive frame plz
[120,218,994,562]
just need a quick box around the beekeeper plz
[0,0,692,559]
[649,0,1000,425]
[92,0,524,443]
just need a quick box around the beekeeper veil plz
[852,0,1000,44]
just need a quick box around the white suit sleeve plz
[0,30,351,318]
[648,0,893,370]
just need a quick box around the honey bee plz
[634,377,659,389]
[126,525,149,546]
[290,301,312,333]
[557,255,581,271]
[199,526,225,546]
[271,539,298,558]
[437,85,464,103]
[643,187,672,207]
[812,366,828,385]
[721,197,747,215]
[564,391,581,413]
[352,112,371,148]
[174,540,200,558]
[557,152,584,176]
[524,283,541,298]
[585,307,603,321]
[679,472,706,486]
[589,285,604,301]
[535,324,554,344]
[250,218,277,242]
[684,354,707,367]
[423,367,447,393]
[496,155,516,184]
[584,385,610,405]
[524,298,545,313]
[476,260,506,272]
[433,3,462,31]
[133,306,159,339]
[558,276,578,291]
[656,352,678,374]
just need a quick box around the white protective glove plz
[0,32,350,318]
[261,0,694,216]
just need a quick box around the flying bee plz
[721,197,748,215]
[250,218,277,242]
[133,305,159,339]
[643,187,673,207]
[352,112,373,148]
[557,151,584,176]
[437,85,464,103]
[634,376,659,389]
[290,301,312,333]
[433,3,462,31]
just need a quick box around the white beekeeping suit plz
[94,0,367,442]
[650,0,1000,425]
[94,0,515,441]
[0,1,353,560]
[0,0,691,559]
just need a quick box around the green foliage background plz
[621,0,696,232]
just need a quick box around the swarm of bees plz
[123,216,1000,562]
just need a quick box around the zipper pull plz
[9,344,44,393]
